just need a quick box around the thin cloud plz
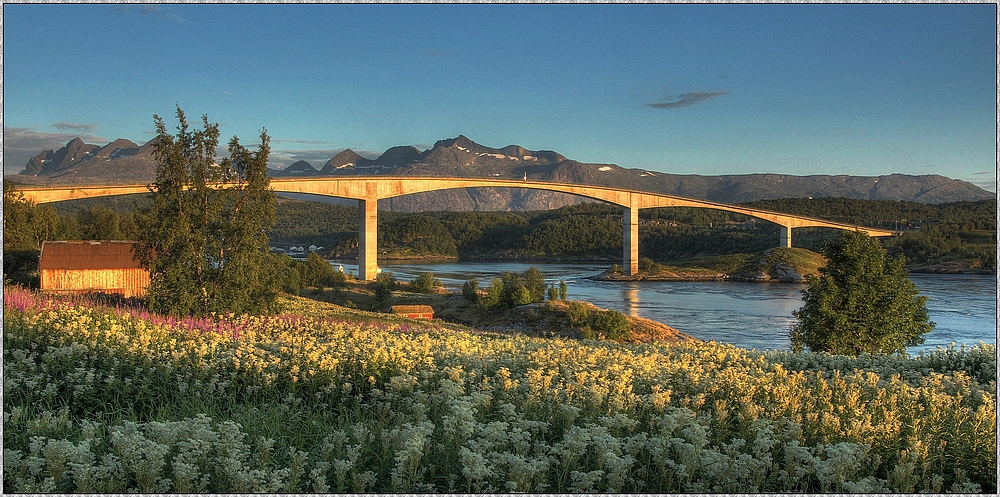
[268,149,345,170]
[647,91,728,109]
[272,139,336,146]
[52,121,99,133]
[268,147,383,170]
[968,171,997,192]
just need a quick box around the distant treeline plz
[270,198,996,270]
[12,191,997,271]
[741,197,997,231]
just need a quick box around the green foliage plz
[745,197,997,231]
[565,301,632,341]
[265,253,302,294]
[641,224,777,260]
[439,211,530,252]
[519,215,621,255]
[462,279,480,302]
[371,271,398,304]
[558,280,568,300]
[3,182,63,252]
[477,278,504,313]
[521,266,547,302]
[133,107,279,317]
[297,252,340,289]
[791,231,934,355]
[547,282,559,301]
[3,184,40,286]
[411,272,437,293]
[510,285,533,307]
[747,198,997,267]
[76,204,139,240]
[475,267,550,310]
[376,271,398,289]
[638,257,656,272]
[265,197,993,269]
[380,215,458,257]
[271,201,357,241]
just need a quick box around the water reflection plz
[331,259,996,353]
[622,284,640,317]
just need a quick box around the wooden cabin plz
[39,241,149,298]
[389,305,435,320]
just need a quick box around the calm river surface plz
[334,260,996,353]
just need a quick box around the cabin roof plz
[390,305,434,314]
[39,241,143,270]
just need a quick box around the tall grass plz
[3,286,994,493]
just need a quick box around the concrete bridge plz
[18,176,897,280]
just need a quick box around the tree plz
[791,230,934,355]
[3,183,34,285]
[477,278,504,313]
[412,272,437,293]
[134,107,279,317]
[522,266,547,302]
[78,205,119,240]
[463,279,480,302]
[302,252,337,288]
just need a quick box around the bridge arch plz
[18,176,896,280]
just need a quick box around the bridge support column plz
[779,225,792,248]
[359,198,379,281]
[624,203,639,275]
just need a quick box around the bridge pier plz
[624,204,639,275]
[779,225,792,248]
[359,198,379,281]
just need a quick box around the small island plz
[594,247,826,283]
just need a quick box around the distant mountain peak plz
[274,160,319,177]
[434,135,480,151]
[320,149,374,174]
[12,135,993,206]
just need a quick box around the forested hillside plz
[266,197,995,271]
[9,192,996,279]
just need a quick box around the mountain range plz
[13,135,994,210]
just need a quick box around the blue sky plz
[3,3,996,190]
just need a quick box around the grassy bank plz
[3,286,995,493]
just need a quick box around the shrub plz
[639,257,656,272]
[565,302,631,341]
[522,266,547,302]
[412,272,437,293]
[593,309,631,340]
[376,271,398,289]
[477,278,504,313]
[510,286,533,307]
[462,279,480,302]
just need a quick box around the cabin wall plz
[40,268,150,298]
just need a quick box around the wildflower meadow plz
[3,286,995,493]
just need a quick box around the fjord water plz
[341,260,996,353]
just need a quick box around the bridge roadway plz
[18,176,897,281]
